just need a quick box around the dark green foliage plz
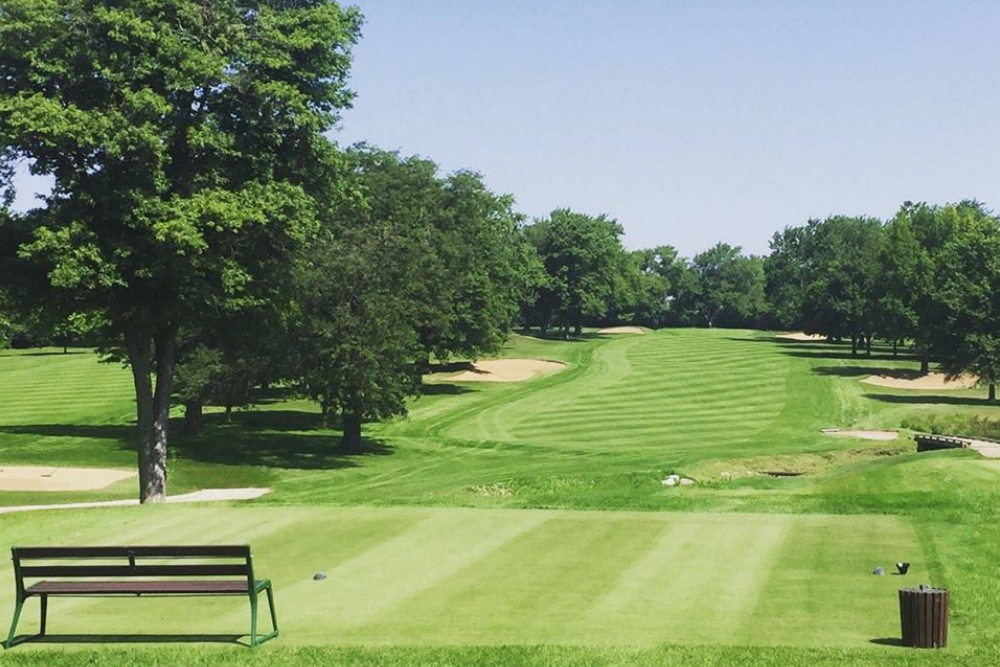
[523,209,627,335]
[673,243,766,328]
[0,0,363,501]
[928,201,1000,401]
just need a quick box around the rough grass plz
[1,331,1000,665]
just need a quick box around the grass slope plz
[1,330,999,666]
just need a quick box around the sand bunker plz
[598,326,646,335]
[862,372,978,391]
[0,466,136,492]
[822,429,899,441]
[776,332,827,342]
[448,359,566,383]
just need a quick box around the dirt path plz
[0,487,271,514]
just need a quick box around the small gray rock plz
[872,566,885,576]
[313,572,327,581]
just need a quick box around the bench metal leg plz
[265,584,278,635]
[4,597,24,649]
[39,595,47,636]
[249,583,278,648]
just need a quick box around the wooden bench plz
[4,545,277,648]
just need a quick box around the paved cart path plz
[0,487,271,514]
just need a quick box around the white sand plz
[598,326,646,335]
[822,429,899,441]
[448,359,566,383]
[775,332,827,342]
[862,372,978,391]
[0,487,271,514]
[0,466,136,492]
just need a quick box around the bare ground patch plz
[446,359,566,383]
[598,326,646,335]
[0,465,135,492]
[862,372,977,390]
[775,332,828,342]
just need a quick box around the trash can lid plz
[900,585,948,594]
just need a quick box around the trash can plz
[899,586,949,648]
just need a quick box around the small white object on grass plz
[680,478,695,486]
[661,474,680,487]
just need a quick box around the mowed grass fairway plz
[2,331,1000,666]
[0,506,926,647]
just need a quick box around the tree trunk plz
[865,334,872,356]
[989,384,997,404]
[892,340,899,357]
[125,330,171,504]
[921,356,930,374]
[150,330,174,502]
[183,399,203,437]
[224,403,233,424]
[574,319,582,336]
[342,408,362,452]
[851,335,858,356]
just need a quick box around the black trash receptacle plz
[899,586,949,648]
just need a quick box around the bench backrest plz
[10,546,255,595]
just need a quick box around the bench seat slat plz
[14,545,250,559]
[25,580,252,595]
[20,564,249,578]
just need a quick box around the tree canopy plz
[0,0,363,501]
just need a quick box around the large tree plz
[927,202,1000,402]
[798,217,883,354]
[344,147,531,363]
[0,0,362,501]
[525,209,626,335]
[674,243,765,328]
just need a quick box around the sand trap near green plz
[0,505,925,648]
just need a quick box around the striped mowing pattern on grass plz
[0,505,927,648]
[443,330,792,453]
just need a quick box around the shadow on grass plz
[420,383,474,396]
[867,394,992,407]
[0,411,395,471]
[725,336,917,360]
[515,329,604,343]
[0,349,89,358]
[780,349,915,363]
[10,633,245,646]
[813,366,924,378]
[869,637,905,647]
[427,360,475,373]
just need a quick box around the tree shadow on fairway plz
[205,409,323,432]
[813,366,923,378]
[173,416,394,470]
[420,383,474,396]
[515,329,605,342]
[0,413,395,471]
[779,349,913,363]
[725,336,916,362]
[10,633,246,647]
[427,360,476,373]
[867,394,991,407]
[0,423,130,441]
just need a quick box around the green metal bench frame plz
[4,545,277,649]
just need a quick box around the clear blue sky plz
[10,0,1000,256]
